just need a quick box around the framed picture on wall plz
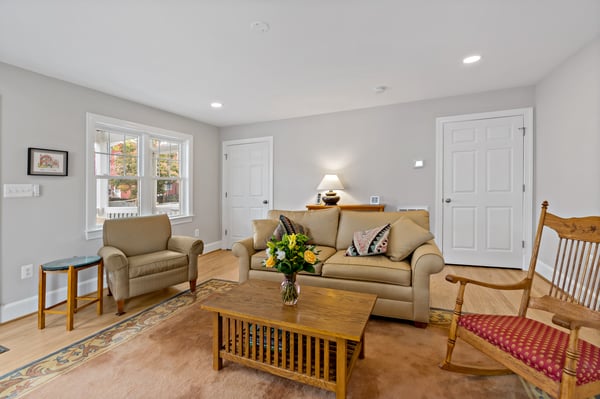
[369,195,380,205]
[27,147,68,176]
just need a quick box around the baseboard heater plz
[397,206,429,212]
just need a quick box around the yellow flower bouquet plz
[263,233,320,304]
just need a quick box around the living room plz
[0,0,599,388]
[0,1,599,397]
[1,2,598,325]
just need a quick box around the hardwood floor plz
[0,250,237,376]
[0,249,591,377]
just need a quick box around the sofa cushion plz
[250,245,337,275]
[252,219,280,250]
[346,223,391,256]
[128,250,188,279]
[272,215,307,241]
[387,217,434,261]
[268,207,340,247]
[322,250,411,286]
[336,210,430,250]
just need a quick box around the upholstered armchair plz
[98,214,203,315]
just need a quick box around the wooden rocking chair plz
[440,201,600,399]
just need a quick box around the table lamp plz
[317,174,344,205]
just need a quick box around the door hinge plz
[224,153,228,160]
[522,240,525,249]
[523,184,526,192]
[225,191,228,198]
[225,229,228,236]
[519,127,526,136]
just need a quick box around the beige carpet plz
[5,280,544,399]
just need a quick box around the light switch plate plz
[3,184,40,198]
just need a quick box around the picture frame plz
[27,147,68,176]
[369,195,380,205]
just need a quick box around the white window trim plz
[85,113,193,240]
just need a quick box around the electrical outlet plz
[21,264,33,279]
[194,229,200,237]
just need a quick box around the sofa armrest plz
[168,236,204,281]
[232,237,256,283]
[97,245,129,300]
[410,240,445,323]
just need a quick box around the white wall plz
[534,36,600,271]
[0,62,221,321]
[220,87,535,229]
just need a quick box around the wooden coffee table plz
[201,280,377,399]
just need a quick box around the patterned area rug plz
[0,280,556,399]
[0,279,236,399]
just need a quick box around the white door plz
[222,138,273,249]
[440,115,525,268]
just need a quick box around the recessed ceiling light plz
[210,102,223,109]
[463,55,482,64]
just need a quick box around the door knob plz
[445,198,452,203]
[262,200,268,204]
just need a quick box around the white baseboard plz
[203,240,222,254]
[0,240,224,323]
[535,259,554,282]
[0,276,102,324]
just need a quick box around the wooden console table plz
[306,204,385,212]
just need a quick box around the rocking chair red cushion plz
[459,314,600,385]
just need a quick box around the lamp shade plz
[317,174,344,191]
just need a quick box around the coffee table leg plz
[212,312,223,370]
[336,338,347,399]
[359,332,365,359]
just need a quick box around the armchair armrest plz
[232,237,256,283]
[97,245,128,273]
[97,245,129,300]
[168,236,204,280]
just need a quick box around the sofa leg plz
[115,299,125,316]
[414,321,428,329]
[189,279,197,293]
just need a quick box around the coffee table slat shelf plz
[201,280,376,399]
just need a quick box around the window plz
[86,113,193,239]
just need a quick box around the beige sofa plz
[98,214,204,315]
[232,207,445,326]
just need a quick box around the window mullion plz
[139,135,153,216]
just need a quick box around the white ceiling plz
[1,1,599,127]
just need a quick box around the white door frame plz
[434,108,534,270]
[221,136,274,249]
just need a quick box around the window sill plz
[85,215,193,241]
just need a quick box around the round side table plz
[37,255,103,331]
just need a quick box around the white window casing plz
[85,113,193,240]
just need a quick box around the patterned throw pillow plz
[272,215,307,241]
[346,223,391,256]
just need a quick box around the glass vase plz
[280,273,300,305]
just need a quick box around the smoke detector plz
[250,21,270,33]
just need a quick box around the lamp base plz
[322,191,340,205]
